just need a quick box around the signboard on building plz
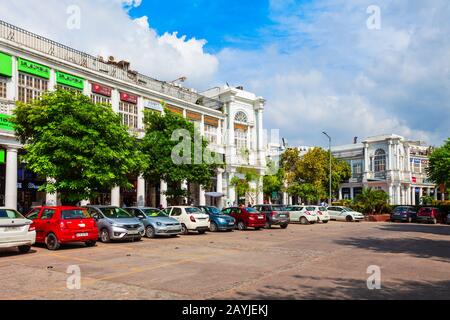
[17,58,50,79]
[91,83,112,97]
[120,92,138,104]
[0,114,14,131]
[56,71,84,90]
[0,149,5,164]
[143,99,163,112]
[0,52,12,77]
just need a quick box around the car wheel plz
[45,233,60,251]
[181,224,189,235]
[237,221,246,231]
[346,216,353,222]
[265,221,272,229]
[18,245,31,253]
[300,217,308,225]
[322,220,329,224]
[85,240,96,247]
[209,222,218,232]
[146,226,156,238]
[198,230,206,234]
[100,229,111,243]
[280,224,288,229]
[135,236,142,241]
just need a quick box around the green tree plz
[427,138,450,197]
[12,89,141,204]
[280,147,351,203]
[354,188,390,214]
[140,105,220,204]
[263,159,284,202]
[231,167,261,205]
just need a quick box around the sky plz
[0,0,449,148]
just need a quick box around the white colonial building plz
[332,134,445,205]
[0,20,266,212]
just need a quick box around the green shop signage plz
[56,71,84,90]
[0,52,12,77]
[0,114,14,131]
[17,58,50,79]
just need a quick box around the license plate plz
[76,233,88,237]
[258,216,264,219]
[128,230,139,235]
[279,215,286,218]
[5,226,21,232]
[228,222,235,225]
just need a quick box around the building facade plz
[332,134,445,205]
[0,20,265,212]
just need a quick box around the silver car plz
[124,207,182,238]
[85,206,144,243]
[0,208,36,253]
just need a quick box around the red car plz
[222,207,266,230]
[26,206,98,250]
[416,207,442,224]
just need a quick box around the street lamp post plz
[322,132,332,206]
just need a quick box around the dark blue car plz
[197,206,235,232]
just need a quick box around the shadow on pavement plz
[377,223,450,236]
[232,275,450,300]
[335,236,450,262]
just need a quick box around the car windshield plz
[0,209,24,219]
[273,206,288,211]
[207,207,221,215]
[246,208,260,213]
[306,207,316,211]
[186,207,201,214]
[395,207,409,213]
[62,209,90,219]
[142,209,167,217]
[319,207,328,211]
[99,207,132,218]
[342,207,353,212]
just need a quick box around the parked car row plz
[390,206,447,224]
[9,202,436,255]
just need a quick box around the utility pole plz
[322,132,332,206]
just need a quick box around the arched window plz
[234,111,248,123]
[234,111,248,150]
[374,149,386,172]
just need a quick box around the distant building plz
[332,134,445,205]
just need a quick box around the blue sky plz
[128,0,275,52]
[2,0,449,147]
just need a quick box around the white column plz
[339,188,343,200]
[137,175,145,207]
[442,192,446,201]
[256,175,264,205]
[216,169,224,209]
[111,186,120,207]
[350,187,354,200]
[434,188,438,201]
[289,196,293,205]
[199,185,206,206]
[411,187,416,205]
[419,188,423,204]
[388,184,394,205]
[228,173,236,206]
[5,147,18,210]
[160,180,168,208]
[395,185,401,205]
[45,177,57,206]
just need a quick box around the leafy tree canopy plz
[427,138,450,191]
[12,89,141,204]
[140,105,219,190]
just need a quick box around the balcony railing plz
[0,20,223,110]
[0,99,14,115]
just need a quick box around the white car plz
[285,206,318,225]
[163,206,210,235]
[308,206,330,223]
[327,206,365,222]
[0,208,36,253]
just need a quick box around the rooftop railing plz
[0,20,223,110]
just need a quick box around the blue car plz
[124,207,182,238]
[197,206,235,232]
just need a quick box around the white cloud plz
[216,0,450,147]
[0,0,218,87]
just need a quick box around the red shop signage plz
[412,177,417,183]
[91,83,112,97]
[120,91,138,104]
